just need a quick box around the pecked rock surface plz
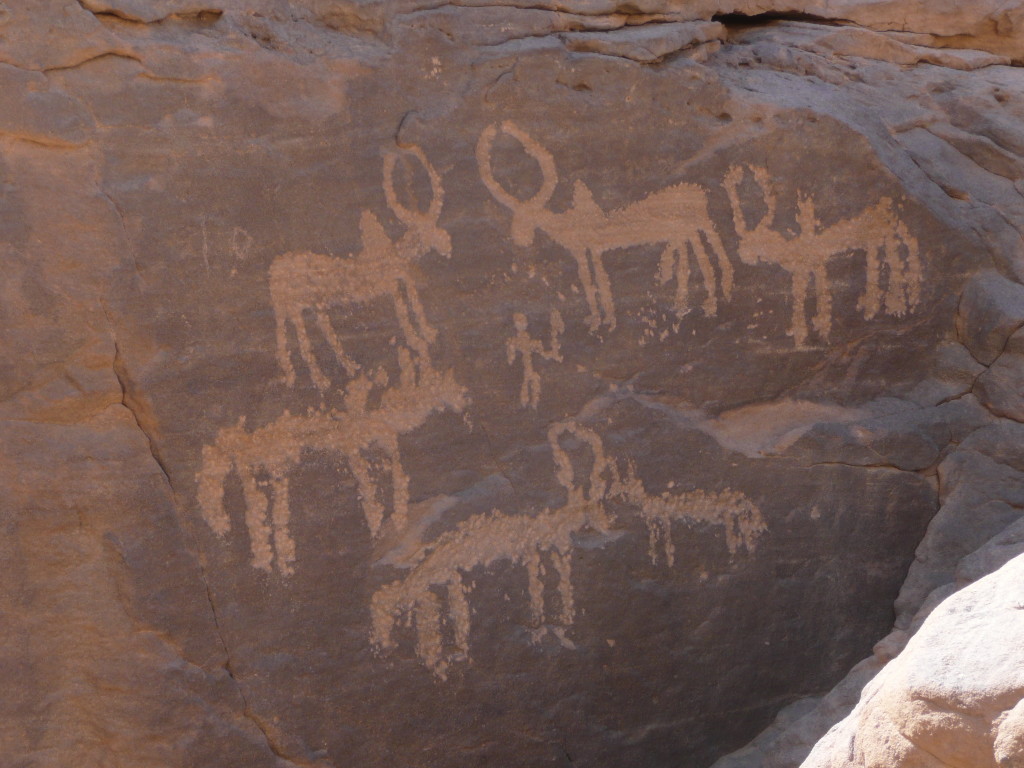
[3,2,1024,766]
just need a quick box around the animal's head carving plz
[383,145,452,259]
[476,121,558,248]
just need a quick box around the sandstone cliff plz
[3,2,1024,766]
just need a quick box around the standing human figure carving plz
[269,145,451,391]
[477,121,733,333]
[506,309,564,409]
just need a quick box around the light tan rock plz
[802,552,1024,768]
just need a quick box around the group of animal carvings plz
[194,123,917,672]
[478,121,922,346]
[262,125,920,401]
[370,421,766,679]
[199,146,464,574]
[197,349,467,575]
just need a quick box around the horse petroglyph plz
[477,121,733,333]
[270,145,451,391]
[370,420,765,678]
[196,352,467,574]
[506,309,564,409]
[723,165,922,346]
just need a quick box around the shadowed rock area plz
[2,2,1023,766]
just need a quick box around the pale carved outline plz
[506,309,564,409]
[270,146,451,391]
[477,121,733,333]
[196,351,467,575]
[723,165,922,346]
[370,421,764,678]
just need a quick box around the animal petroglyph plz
[270,145,451,390]
[196,352,467,574]
[619,478,766,568]
[370,421,617,679]
[724,165,922,346]
[477,121,732,333]
[506,309,564,409]
[370,420,764,677]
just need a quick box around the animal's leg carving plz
[691,236,722,316]
[197,443,232,537]
[239,470,273,572]
[414,591,447,680]
[391,282,432,361]
[884,243,912,317]
[859,242,885,320]
[589,249,616,331]
[271,475,296,576]
[370,583,401,651]
[659,246,690,314]
[526,548,546,629]
[789,268,812,347]
[551,548,574,626]
[704,227,734,302]
[382,434,409,533]
[447,574,471,659]
[657,516,676,567]
[349,450,385,537]
[401,278,438,345]
[291,308,331,391]
[573,248,603,332]
[276,309,297,388]
[313,307,359,377]
[810,269,833,340]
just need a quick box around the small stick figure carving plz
[506,309,564,409]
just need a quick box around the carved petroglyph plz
[196,352,467,574]
[371,420,764,677]
[477,121,732,332]
[506,309,564,409]
[724,165,922,346]
[270,146,451,390]
[617,473,766,567]
[370,421,617,679]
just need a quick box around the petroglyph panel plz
[12,7,985,767]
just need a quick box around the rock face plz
[4,2,1024,767]
[803,552,1024,768]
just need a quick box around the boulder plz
[802,552,1024,768]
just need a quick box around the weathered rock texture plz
[4,2,1024,767]
[803,551,1024,768]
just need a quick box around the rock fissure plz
[101,306,307,767]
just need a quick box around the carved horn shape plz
[476,121,558,213]
[383,145,445,227]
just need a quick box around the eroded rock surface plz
[4,2,1024,766]
[803,552,1024,768]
